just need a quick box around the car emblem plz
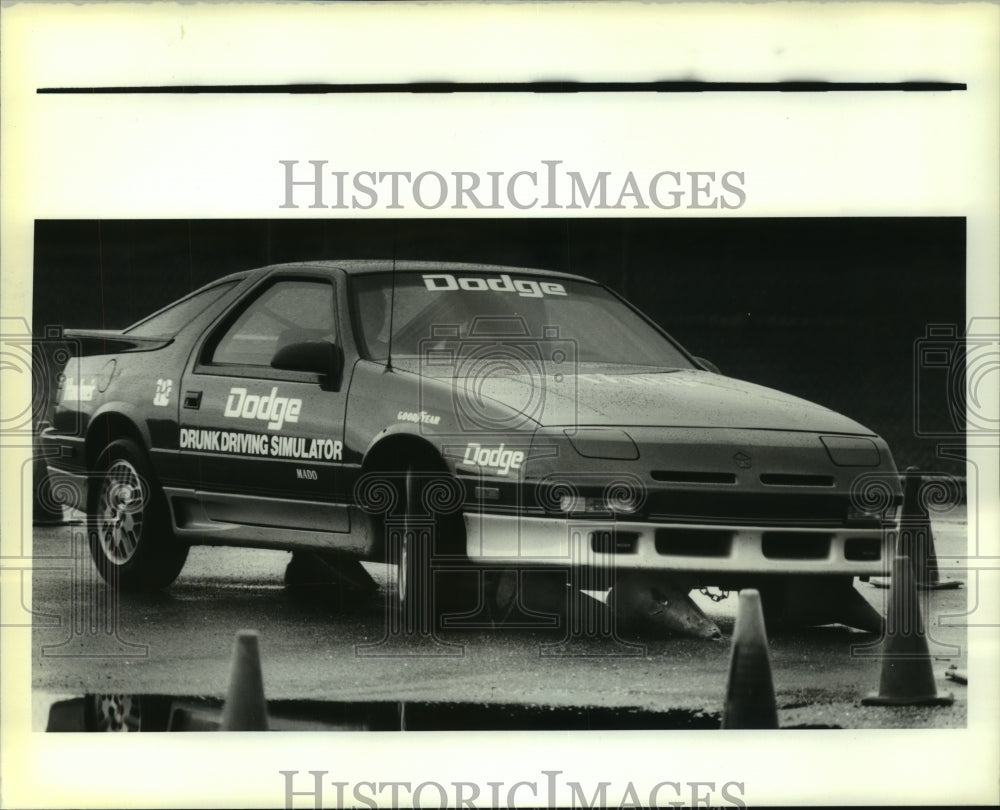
[733,451,752,469]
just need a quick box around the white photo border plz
[2,2,998,807]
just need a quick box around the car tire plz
[87,438,188,590]
[393,466,434,634]
[390,463,475,634]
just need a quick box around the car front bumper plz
[464,512,894,577]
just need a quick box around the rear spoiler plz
[63,329,174,356]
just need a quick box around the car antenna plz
[385,252,397,372]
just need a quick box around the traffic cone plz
[220,630,269,730]
[861,555,954,706]
[900,468,961,590]
[868,467,961,591]
[721,589,778,729]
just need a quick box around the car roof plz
[214,260,590,285]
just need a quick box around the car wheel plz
[394,466,435,633]
[88,438,188,590]
[389,462,476,633]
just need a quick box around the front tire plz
[390,464,473,633]
[87,438,188,590]
[394,466,436,633]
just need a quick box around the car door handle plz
[183,390,202,409]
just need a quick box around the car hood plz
[450,368,873,434]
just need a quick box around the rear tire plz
[87,438,188,590]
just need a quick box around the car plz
[40,260,902,637]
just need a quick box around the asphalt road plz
[31,511,969,730]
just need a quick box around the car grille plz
[651,470,737,484]
[758,473,835,487]
[643,490,856,527]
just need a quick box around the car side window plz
[125,282,237,337]
[209,280,336,367]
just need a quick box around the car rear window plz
[125,282,236,337]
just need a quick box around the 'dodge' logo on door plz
[223,386,302,430]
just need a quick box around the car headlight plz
[564,428,639,460]
[821,436,880,467]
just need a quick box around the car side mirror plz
[694,356,721,374]
[271,340,342,379]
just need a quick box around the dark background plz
[33,218,965,471]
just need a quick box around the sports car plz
[40,261,902,636]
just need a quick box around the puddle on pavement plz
[42,693,722,731]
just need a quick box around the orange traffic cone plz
[220,630,269,730]
[861,555,954,706]
[721,589,778,729]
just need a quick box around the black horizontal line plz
[37,80,966,95]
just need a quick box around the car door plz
[177,271,352,540]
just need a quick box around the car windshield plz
[351,271,695,372]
